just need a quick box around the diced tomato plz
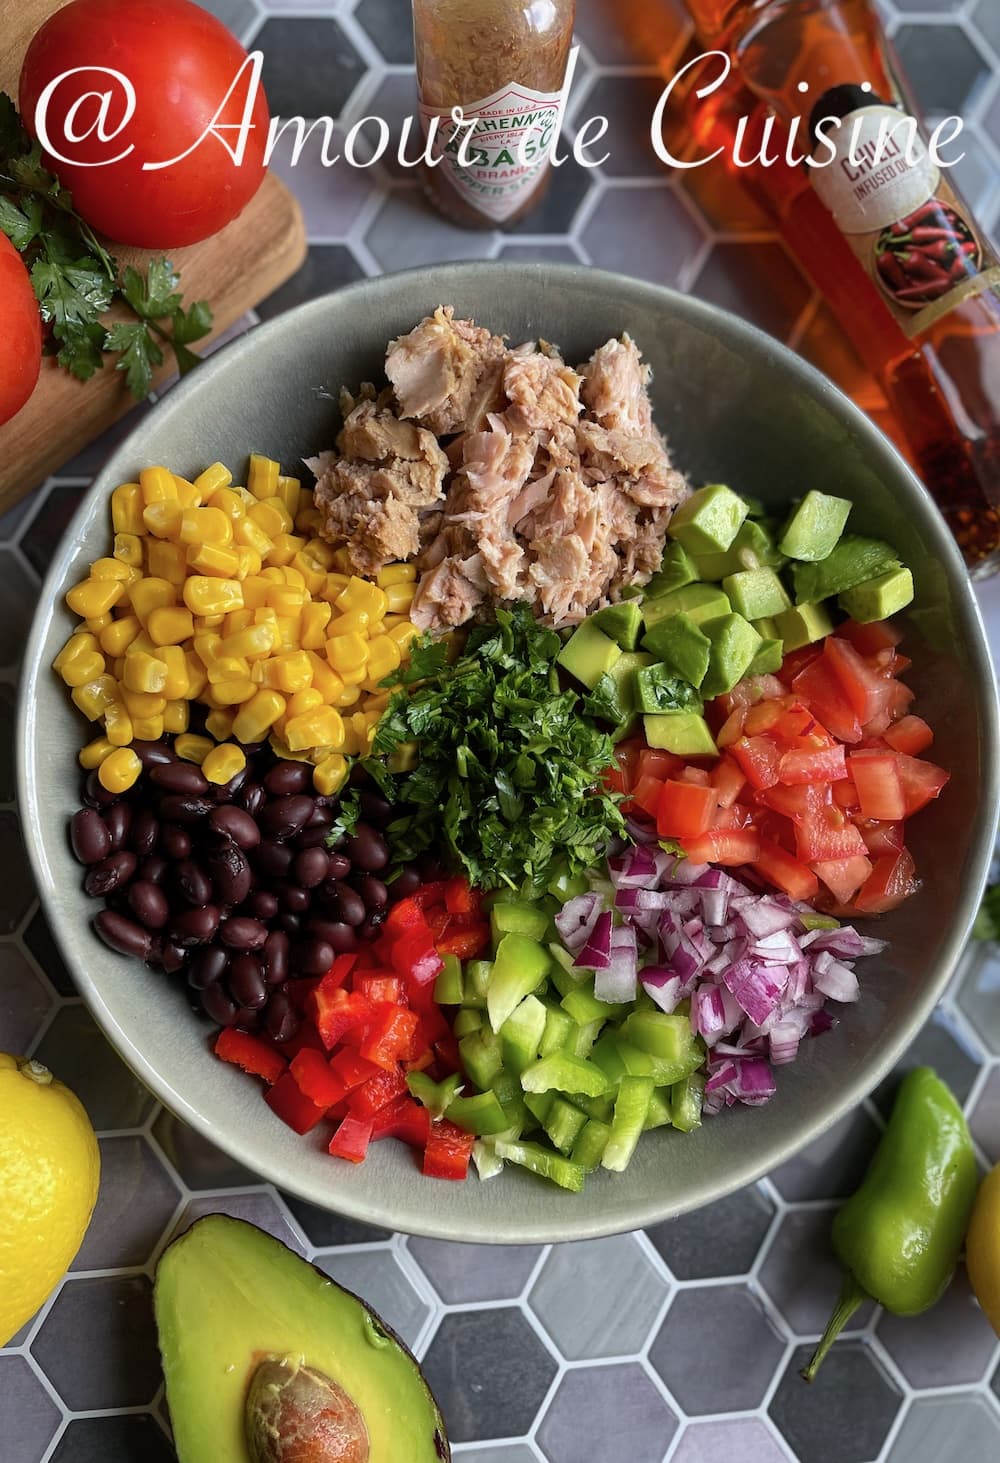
[214,1028,286,1086]
[677,764,712,786]
[853,848,919,914]
[794,805,868,863]
[839,618,903,655]
[848,752,906,821]
[778,744,847,784]
[607,738,643,796]
[638,748,682,782]
[423,1119,475,1181]
[681,827,761,865]
[716,705,747,748]
[812,854,873,904]
[712,755,746,809]
[371,1095,432,1147]
[792,657,863,744]
[631,773,665,820]
[884,715,934,756]
[893,753,950,816]
[772,703,830,745]
[882,678,915,723]
[437,923,491,960]
[832,778,861,811]
[656,780,719,839]
[778,644,823,685]
[349,1065,408,1119]
[264,1071,328,1134]
[731,735,782,790]
[760,780,828,820]
[743,700,785,736]
[857,819,906,857]
[753,839,820,900]
[328,1114,373,1164]
[359,1003,421,1071]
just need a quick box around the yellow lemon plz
[968,1161,1000,1336]
[0,1052,100,1344]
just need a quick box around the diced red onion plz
[575,910,614,970]
[641,970,682,1013]
[555,893,601,953]
[723,959,788,1026]
[812,955,860,1003]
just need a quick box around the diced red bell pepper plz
[327,1047,382,1101]
[893,753,950,816]
[328,1114,373,1163]
[778,744,847,785]
[853,848,919,914]
[731,735,782,791]
[884,715,934,756]
[444,876,479,915]
[391,928,445,986]
[290,1047,345,1110]
[656,779,719,839]
[349,1065,408,1119]
[318,953,358,991]
[214,1028,287,1086]
[385,896,433,937]
[812,854,873,904]
[681,827,761,865]
[310,987,376,1051]
[433,1032,462,1075]
[355,974,406,1005]
[276,1023,326,1060]
[422,1118,475,1181]
[437,924,491,960]
[371,1095,432,1147]
[359,1003,421,1071]
[753,838,820,900]
[848,751,906,821]
[265,1071,328,1134]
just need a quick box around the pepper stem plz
[801,1273,868,1383]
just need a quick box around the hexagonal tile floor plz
[4,0,1000,1459]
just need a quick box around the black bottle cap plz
[809,84,893,139]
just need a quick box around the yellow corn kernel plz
[120,688,166,720]
[313,753,349,797]
[260,567,285,584]
[139,466,179,505]
[147,605,194,647]
[175,733,215,764]
[285,706,345,753]
[385,583,415,614]
[130,577,176,624]
[163,699,190,735]
[60,651,106,688]
[72,674,119,721]
[263,532,302,568]
[248,499,291,541]
[159,645,190,700]
[270,650,313,694]
[247,454,280,499]
[208,487,246,523]
[295,507,323,536]
[112,532,144,568]
[235,546,262,580]
[332,682,361,709]
[186,543,241,578]
[111,482,144,534]
[202,742,247,786]
[223,609,253,635]
[54,631,99,672]
[298,537,336,572]
[364,690,392,714]
[98,746,142,794]
[253,606,278,628]
[281,566,306,590]
[207,655,250,685]
[234,516,273,558]
[365,634,402,682]
[276,617,302,651]
[90,556,135,583]
[389,621,421,654]
[182,653,207,701]
[179,506,233,547]
[326,633,368,676]
[241,576,271,611]
[103,697,133,746]
[204,708,234,741]
[321,573,350,603]
[340,662,371,688]
[286,688,324,719]
[66,577,124,619]
[84,613,112,636]
[300,602,332,650]
[266,585,306,617]
[174,477,201,509]
[211,677,256,706]
[142,501,183,539]
[336,577,388,619]
[195,462,233,497]
[377,562,417,587]
[123,651,168,694]
[79,735,115,770]
[268,734,310,763]
[142,541,183,586]
[232,689,286,743]
[129,629,156,657]
[183,577,244,616]
[133,713,165,741]
[224,622,277,661]
[193,632,223,666]
[276,474,301,518]
[328,608,371,637]
[290,557,326,596]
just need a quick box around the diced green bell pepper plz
[452,1008,483,1038]
[575,1092,615,1123]
[523,1091,555,1126]
[520,1052,611,1098]
[670,1072,705,1133]
[547,868,590,902]
[447,1090,512,1137]
[486,933,551,1033]
[491,1069,529,1135]
[406,1070,463,1118]
[561,983,617,1027]
[499,994,547,1076]
[643,1087,674,1131]
[490,899,551,946]
[571,1117,612,1171]
[433,953,464,1006]
[565,1018,604,1060]
[472,1140,505,1181]
[493,1138,587,1192]
[544,1097,589,1155]
[539,1006,576,1058]
[459,1029,504,1091]
[603,1076,655,1172]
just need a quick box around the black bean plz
[219,916,268,950]
[327,852,351,880]
[85,769,119,806]
[240,782,267,818]
[229,954,267,1009]
[138,855,168,885]
[360,912,386,940]
[265,991,298,1043]
[161,825,191,861]
[161,941,188,974]
[356,875,388,911]
[209,805,261,849]
[158,794,215,824]
[279,913,303,937]
[174,861,213,908]
[189,945,229,989]
[132,739,174,769]
[322,921,357,954]
[417,852,445,881]
[296,939,335,977]
[359,789,393,823]
[70,808,111,865]
[234,1006,262,1030]
[293,847,329,889]
[103,802,132,853]
[261,929,289,986]
[307,918,351,947]
[346,823,389,873]
[201,982,239,1026]
[127,880,170,930]
[331,881,366,927]
[212,766,248,803]
[260,795,314,842]
[171,904,221,946]
[254,840,293,879]
[265,761,312,797]
[391,866,423,899]
[94,909,151,960]
[151,762,209,795]
[84,851,137,897]
[279,883,311,915]
[250,890,279,922]
[294,825,332,851]
[306,801,333,829]
[128,808,159,858]
[207,842,252,908]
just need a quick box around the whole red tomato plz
[0,233,42,427]
[19,0,269,248]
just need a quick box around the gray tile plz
[769,1342,902,1463]
[0,944,55,1054]
[581,185,704,287]
[72,1137,180,1271]
[313,1249,428,1350]
[536,1364,677,1463]
[650,1285,784,1415]
[0,1355,61,1463]
[0,488,39,543]
[34,1004,154,1130]
[876,1267,996,1387]
[872,1007,981,1118]
[575,0,688,66]
[421,1309,556,1444]
[49,1415,176,1463]
[671,1418,790,1463]
[360,73,422,181]
[354,0,413,63]
[894,24,992,117]
[958,945,1000,1056]
[456,1449,539,1463]
[0,683,15,801]
[887,1394,1000,1463]
[972,0,1000,58]
[407,1238,541,1304]
[771,1106,881,1203]
[759,1207,874,1339]
[497,244,580,264]
[257,18,365,120]
[32,1275,160,1410]
[20,483,87,578]
[529,1235,668,1361]
[971,1066,1000,1164]
[281,1190,389,1247]
[169,1193,306,1254]
[194,0,259,42]
[365,188,496,272]
[647,1184,774,1280]
[0,552,36,667]
[23,906,76,997]
[153,1108,261,1190]
[585,76,678,179]
[693,241,811,344]
[0,814,34,933]
[256,243,367,322]
[507,159,594,236]
[268,122,376,237]
[887,0,965,10]
[930,120,998,221]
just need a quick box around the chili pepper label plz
[810,100,1000,338]
[419,81,565,223]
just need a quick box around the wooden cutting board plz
[0,0,307,511]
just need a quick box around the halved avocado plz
[155,1215,449,1463]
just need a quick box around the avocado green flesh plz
[155,1216,448,1463]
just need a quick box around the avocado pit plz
[245,1357,370,1463]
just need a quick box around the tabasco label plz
[810,98,1000,338]
[419,81,564,223]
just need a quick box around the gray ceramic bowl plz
[18,262,1000,1242]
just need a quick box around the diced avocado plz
[746,638,784,675]
[634,664,704,716]
[642,582,731,630]
[557,619,622,689]
[838,567,914,623]
[668,483,749,554]
[605,650,653,712]
[779,490,852,561]
[753,616,778,639]
[691,520,787,580]
[791,534,900,604]
[644,541,700,597]
[641,613,711,688]
[774,601,834,651]
[643,712,717,756]
[722,567,791,621]
[582,672,629,726]
[154,1215,450,1463]
[700,613,763,698]
[590,600,643,651]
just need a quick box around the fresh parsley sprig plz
[0,93,212,399]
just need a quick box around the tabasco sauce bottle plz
[682,0,1000,575]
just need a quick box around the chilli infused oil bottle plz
[412,0,577,230]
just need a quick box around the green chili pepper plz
[803,1066,978,1382]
